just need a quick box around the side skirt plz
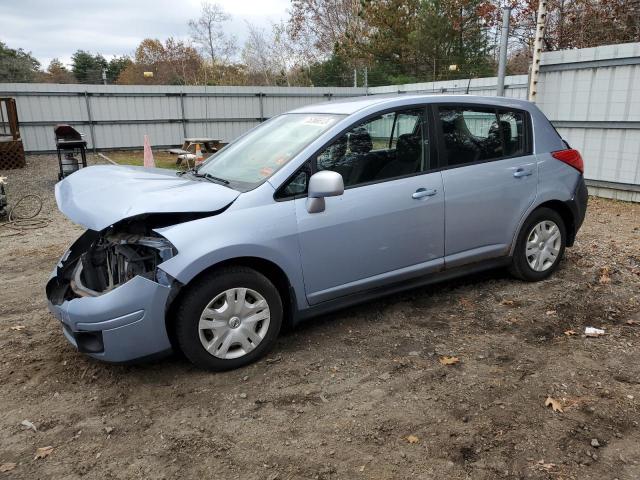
[292,256,511,324]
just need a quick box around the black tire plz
[509,207,566,282]
[175,266,283,371]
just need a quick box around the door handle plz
[513,168,532,178]
[412,188,437,199]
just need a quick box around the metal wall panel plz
[556,127,640,185]
[182,95,260,120]
[368,75,529,98]
[537,42,640,191]
[0,84,366,152]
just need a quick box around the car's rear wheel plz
[510,207,566,282]
[175,266,282,371]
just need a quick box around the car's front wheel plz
[175,266,282,371]
[510,207,566,282]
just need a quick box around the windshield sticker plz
[302,116,335,126]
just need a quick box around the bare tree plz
[242,21,312,87]
[188,1,237,65]
[242,24,273,84]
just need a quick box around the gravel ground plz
[1,155,639,479]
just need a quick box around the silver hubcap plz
[525,220,562,272]
[198,288,270,360]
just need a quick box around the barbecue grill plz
[55,124,87,180]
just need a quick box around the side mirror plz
[306,170,344,213]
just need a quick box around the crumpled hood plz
[55,165,240,231]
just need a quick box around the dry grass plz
[104,149,180,169]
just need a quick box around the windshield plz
[197,113,344,190]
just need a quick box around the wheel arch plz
[510,198,577,257]
[165,256,297,351]
[533,200,576,246]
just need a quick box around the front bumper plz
[47,272,173,363]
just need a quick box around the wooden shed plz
[0,97,26,169]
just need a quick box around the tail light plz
[552,149,583,174]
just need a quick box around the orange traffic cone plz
[143,135,155,168]
[195,143,204,166]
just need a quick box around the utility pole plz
[496,6,511,96]
[102,68,107,85]
[528,0,548,102]
[353,68,357,88]
[363,67,368,92]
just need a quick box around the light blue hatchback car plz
[47,95,587,370]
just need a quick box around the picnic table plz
[181,138,223,153]
[166,138,228,170]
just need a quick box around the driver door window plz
[316,108,427,187]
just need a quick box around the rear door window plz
[497,111,526,157]
[437,106,528,167]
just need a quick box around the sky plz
[0,0,291,68]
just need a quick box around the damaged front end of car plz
[46,216,184,363]
[47,164,242,363]
[48,221,177,304]
[72,231,174,299]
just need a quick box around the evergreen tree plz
[0,41,41,82]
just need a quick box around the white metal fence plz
[0,84,366,152]
[1,42,639,200]
[368,74,529,98]
[538,43,640,202]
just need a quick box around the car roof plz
[289,94,534,115]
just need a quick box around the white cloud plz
[0,0,290,68]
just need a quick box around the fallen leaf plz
[564,329,577,336]
[20,419,37,432]
[439,355,460,366]
[500,299,515,306]
[0,463,16,472]
[406,435,419,444]
[626,320,637,326]
[10,325,25,331]
[535,460,557,471]
[358,465,365,472]
[544,396,563,413]
[34,446,54,460]
[599,266,611,284]
[545,310,557,316]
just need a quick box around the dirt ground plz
[1,155,639,480]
